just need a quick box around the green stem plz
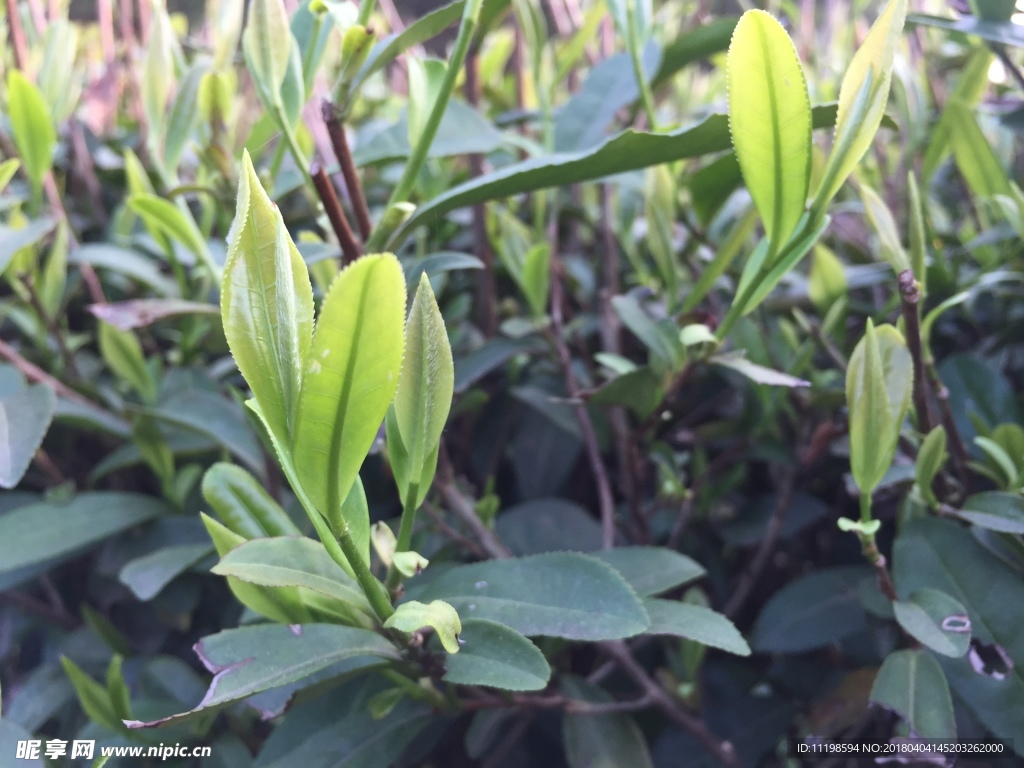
[626,6,656,129]
[356,0,374,26]
[385,483,420,590]
[859,491,872,523]
[365,0,484,251]
[275,106,313,191]
[276,445,394,621]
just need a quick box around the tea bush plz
[1,0,1023,765]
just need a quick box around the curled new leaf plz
[727,10,812,251]
[846,321,913,495]
[292,254,406,524]
[387,272,454,509]
[222,150,314,445]
[385,599,462,653]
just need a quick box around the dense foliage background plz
[1,0,1023,765]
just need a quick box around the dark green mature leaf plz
[213,537,374,619]
[955,492,1024,533]
[494,498,603,555]
[893,589,971,658]
[727,10,811,250]
[70,244,179,296]
[387,106,844,248]
[869,650,956,738]
[894,517,1024,748]
[222,150,314,444]
[443,618,550,691]
[126,625,399,728]
[590,548,705,596]
[562,677,653,768]
[252,677,432,768]
[292,254,405,521]
[753,566,871,652]
[0,493,169,575]
[0,382,56,489]
[643,599,751,655]
[908,12,1024,47]
[408,552,650,640]
[118,542,214,601]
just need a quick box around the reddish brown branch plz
[321,101,373,241]
[311,161,362,266]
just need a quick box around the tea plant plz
[0,0,1023,765]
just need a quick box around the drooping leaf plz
[727,10,812,250]
[869,649,956,738]
[292,254,405,522]
[908,12,1024,48]
[0,218,55,278]
[7,69,56,193]
[442,618,550,690]
[385,599,462,653]
[125,624,399,728]
[711,353,810,388]
[893,588,971,658]
[0,382,56,489]
[643,599,750,655]
[222,151,315,444]
[89,299,220,331]
[408,552,650,641]
[0,493,168,575]
[954,492,1024,534]
[118,542,215,601]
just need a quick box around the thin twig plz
[16,273,81,379]
[924,358,970,496]
[0,338,95,406]
[321,101,373,241]
[897,269,932,434]
[601,641,743,768]
[435,443,512,560]
[422,500,489,559]
[723,468,796,619]
[311,161,362,265]
[548,218,617,549]
[5,0,30,72]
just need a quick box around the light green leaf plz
[589,547,705,596]
[0,383,56,489]
[869,649,956,738]
[642,598,751,655]
[808,245,847,313]
[893,589,971,658]
[860,183,909,273]
[326,476,371,567]
[727,10,811,250]
[711,352,810,388]
[907,172,927,292]
[0,218,55,278]
[644,165,679,295]
[222,150,315,444]
[947,99,1011,199]
[389,273,454,509]
[61,657,125,733]
[292,254,405,523]
[142,6,176,148]
[0,158,20,194]
[202,462,301,539]
[817,0,907,205]
[98,320,157,404]
[922,47,992,182]
[407,58,448,148]
[7,69,56,193]
[915,426,947,508]
[212,536,375,620]
[243,0,292,99]
[846,321,912,495]
[385,599,462,653]
[562,676,653,768]
[125,624,399,728]
[520,243,551,317]
[127,194,212,267]
[442,618,549,690]
[408,552,650,641]
[164,61,210,171]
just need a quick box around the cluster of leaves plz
[1,0,1024,765]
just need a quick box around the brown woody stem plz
[321,101,373,242]
[311,162,362,266]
